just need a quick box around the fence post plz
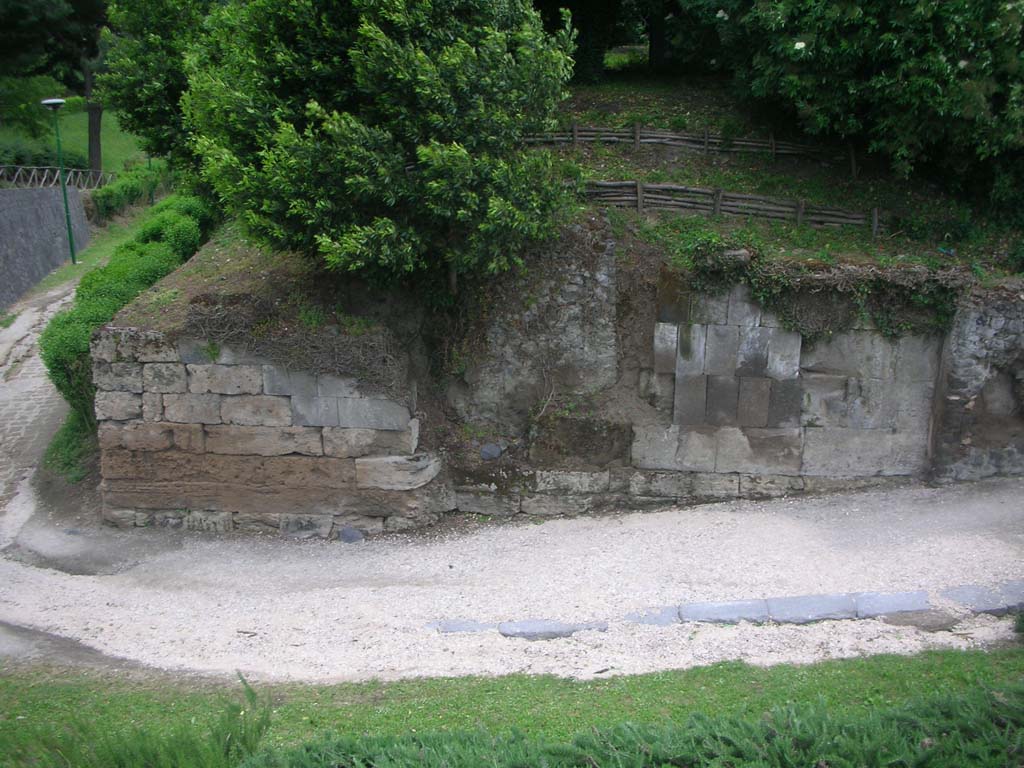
[796,199,806,227]
[769,132,777,162]
[703,128,710,154]
[634,122,641,151]
[848,144,859,181]
[871,207,880,239]
[571,121,579,146]
[713,188,723,216]
[636,180,645,214]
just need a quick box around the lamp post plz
[40,98,76,265]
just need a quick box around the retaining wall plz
[0,187,89,310]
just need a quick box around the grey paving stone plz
[428,619,495,634]
[999,579,1024,611]
[767,594,857,624]
[679,599,769,624]
[855,590,931,618]
[497,619,608,641]
[624,607,680,626]
[941,584,1012,615]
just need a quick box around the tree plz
[535,0,620,81]
[185,0,574,289]
[99,0,212,162]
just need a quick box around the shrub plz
[89,162,169,223]
[0,135,88,169]
[185,0,574,288]
[39,194,209,426]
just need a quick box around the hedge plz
[87,161,170,223]
[39,194,216,425]
[0,136,88,170]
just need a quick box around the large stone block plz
[675,324,707,377]
[673,375,707,426]
[801,427,891,476]
[519,494,595,516]
[715,427,802,474]
[738,377,771,427]
[337,397,410,431]
[739,474,804,498]
[221,395,291,426]
[767,378,803,428]
[801,373,849,428]
[143,363,187,394]
[142,392,163,422]
[355,453,441,490]
[262,365,317,398]
[727,284,761,326]
[627,470,695,497]
[186,510,233,533]
[800,331,895,379]
[704,325,740,376]
[653,322,679,374]
[162,393,222,424]
[535,470,610,494]
[735,327,772,377]
[205,425,323,456]
[632,425,717,472]
[108,328,178,363]
[766,329,802,380]
[323,420,419,457]
[292,396,340,427]
[94,391,142,421]
[692,472,741,498]
[690,293,729,324]
[895,335,942,383]
[99,422,202,452]
[844,378,898,430]
[92,362,143,393]
[455,489,521,516]
[187,364,262,395]
[706,375,739,426]
[318,374,361,398]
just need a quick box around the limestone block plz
[178,338,220,364]
[94,391,142,421]
[632,425,717,472]
[671,427,718,471]
[801,427,892,476]
[187,364,262,395]
[845,378,898,430]
[706,375,739,426]
[767,378,803,428]
[337,397,410,431]
[173,424,205,453]
[740,474,805,498]
[280,514,334,539]
[520,494,595,516]
[142,392,163,422]
[535,470,610,494]
[690,293,729,324]
[627,470,695,497]
[205,425,323,456]
[93,362,143,393]
[653,322,679,374]
[759,310,784,328]
[800,331,895,379]
[735,327,772,377]
[186,510,233,533]
[895,381,935,432]
[727,284,761,326]
[116,422,175,451]
[110,329,178,362]
[715,427,802,475]
[738,377,771,427]
[675,324,707,377]
[318,374,361,398]
[704,325,739,376]
[673,375,707,426]
[801,373,848,427]
[656,267,690,323]
[262,365,317,398]
[221,395,291,426]
[90,331,118,363]
[642,371,675,413]
[233,511,282,534]
[680,599,769,624]
[334,515,385,536]
[455,489,521,516]
[323,420,419,457]
[895,335,942,383]
[766,329,802,380]
[355,453,441,490]
[292,396,340,427]
[143,363,187,393]
[163,393,222,424]
[691,472,740,499]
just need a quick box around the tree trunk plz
[83,58,102,172]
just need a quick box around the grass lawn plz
[0,109,142,173]
[1,650,1021,752]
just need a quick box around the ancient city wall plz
[0,187,90,310]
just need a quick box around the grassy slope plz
[1,651,1021,751]
[0,109,142,173]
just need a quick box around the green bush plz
[0,135,88,169]
[39,194,210,426]
[89,162,169,222]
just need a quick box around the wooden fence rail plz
[0,165,116,190]
[586,180,884,236]
[527,123,831,161]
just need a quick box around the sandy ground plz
[0,279,1022,683]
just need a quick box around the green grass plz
[0,109,142,173]
[1,650,1021,753]
[29,203,154,296]
[0,313,16,329]
[41,410,97,483]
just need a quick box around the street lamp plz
[40,97,76,265]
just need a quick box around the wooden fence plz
[587,180,884,236]
[0,165,116,190]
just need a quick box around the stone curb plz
[427,581,1022,640]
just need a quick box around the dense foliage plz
[666,1,1024,214]
[88,160,168,222]
[0,134,88,169]
[184,0,574,287]
[39,194,215,424]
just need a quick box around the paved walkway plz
[0,281,1021,683]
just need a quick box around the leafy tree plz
[99,0,212,161]
[185,0,574,289]
[535,0,620,81]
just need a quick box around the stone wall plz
[932,288,1024,481]
[633,284,941,480]
[91,327,450,537]
[0,188,90,310]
